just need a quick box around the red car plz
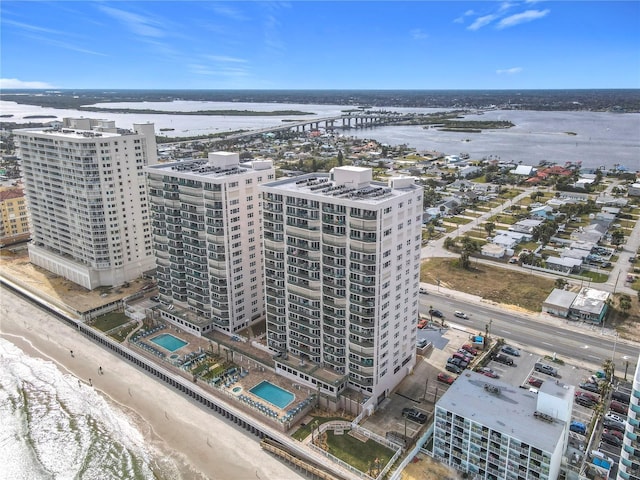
[528,377,543,388]
[437,372,455,385]
[610,400,628,415]
[478,367,499,379]
[417,318,428,329]
[575,391,599,403]
[461,344,478,355]
[603,428,624,441]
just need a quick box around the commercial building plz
[0,186,30,246]
[542,286,610,323]
[617,355,640,480]
[259,166,423,400]
[433,371,572,480]
[145,152,275,335]
[14,118,157,289]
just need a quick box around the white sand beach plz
[0,289,305,480]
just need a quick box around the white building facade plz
[146,152,274,334]
[259,166,423,400]
[15,118,157,290]
[618,355,640,480]
[433,372,571,480]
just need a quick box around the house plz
[628,183,640,197]
[543,289,578,317]
[595,195,628,207]
[545,256,583,274]
[492,231,526,249]
[530,205,555,220]
[458,165,481,178]
[569,287,610,323]
[510,165,536,176]
[423,208,442,223]
[481,243,506,258]
[509,219,543,235]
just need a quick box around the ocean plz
[3,98,638,171]
[0,338,183,480]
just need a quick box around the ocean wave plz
[0,338,182,480]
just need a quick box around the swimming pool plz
[249,381,294,409]
[150,333,188,352]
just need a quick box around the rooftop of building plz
[0,187,24,201]
[570,287,610,314]
[147,152,273,179]
[262,166,418,203]
[436,371,566,454]
[543,288,579,308]
[16,126,121,139]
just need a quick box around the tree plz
[459,236,479,270]
[619,294,632,315]
[337,150,344,166]
[443,237,455,250]
[555,278,568,290]
[484,222,496,237]
[611,230,624,246]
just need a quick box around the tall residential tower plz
[15,118,157,289]
[260,166,423,400]
[145,152,274,335]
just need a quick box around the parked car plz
[493,353,514,366]
[605,412,626,424]
[419,287,428,294]
[601,262,612,268]
[575,396,597,408]
[570,421,587,435]
[610,400,628,415]
[603,429,624,441]
[461,344,478,355]
[402,408,427,424]
[416,338,429,348]
[446,363,463,374]
[528,377,543,388]
[437,373,455,385]
[534,362,558,377]
[576,391,599,403]
[601,432,622,447]
[612,391,631,404]
[603,419,625,432]
[479,367,499,379]
[501,345,520,357]
[150,295,160,302]
[456,349,474,360]
[579,382,601,394]
[448,357,468,369]
[417,318,428,329]
[454,311,468,319]
[429,308,444,318]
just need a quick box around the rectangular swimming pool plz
[150,333,188,352]
[249,381,294,409]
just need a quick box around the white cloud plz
[468,14,498,31]
[410,28,428,40]
[496,67,523,75]
[0,78,56,89]
[98,5,165,38]
[209,4,248,22]
[497,9,550,29]
[3,19,68,36]
[454,9,475,23]
[204,55,247,64]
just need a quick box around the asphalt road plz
[420,292,639,373]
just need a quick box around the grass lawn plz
[324,430,395,475]
[93,311,130,332]
[421,258,555,312]
[577,271,609,283]
[471,175,487,183]
[444,216,473,225]
[292,416,350,441]
[110,323,138,342]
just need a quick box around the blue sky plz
[1,1,639,90]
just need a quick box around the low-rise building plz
[543,289,579,317]
[433,371,571,480]
[628,183,640,197]
[569,287,610,323]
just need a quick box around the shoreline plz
[0,290,305,480]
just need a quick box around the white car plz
[454,311,468,319]
[605,412,626,424]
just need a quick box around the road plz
[419,291,639,373]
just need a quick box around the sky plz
[1,1,639,90]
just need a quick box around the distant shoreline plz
[2,88,639,113]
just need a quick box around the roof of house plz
[543,288,578,309]
[570,287,610,315]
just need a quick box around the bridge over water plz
[160,113,417,147]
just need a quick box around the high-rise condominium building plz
[0,186,30,247]
[617,355,640,480]
[259,166,423,399]
[15,118,157,289]
[145,152,275,335]
[433,372,572,480]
